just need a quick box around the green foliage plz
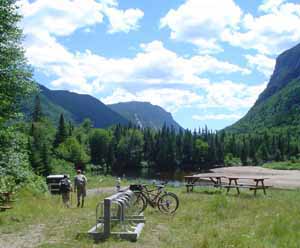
[89,128,112,166]
[28,120,55,176]
[0,127,47,193]
[116,129,144,169]
[263,161,300,170]
[0,0,35,126]
[53,114,68,147]
[224,153,242,167]
[32,95,43,122]
[55,137,90,165]
[50,158,75,176]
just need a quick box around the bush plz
[0,128,47,193]
[224,153,242,167]
[50,158,75,177]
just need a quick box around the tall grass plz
[1,185,300,247]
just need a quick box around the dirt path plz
[0,187,119,248]
[208,166,300,189]
[0,224,46,248]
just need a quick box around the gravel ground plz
[208,166,300,189]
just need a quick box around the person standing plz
[59,175,72,208]
[74,170,87,208]
[116,177,121,192]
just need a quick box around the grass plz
[1,182,300,248]
[263,161,300,170]
[86,174,150,189]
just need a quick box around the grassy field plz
[263,161,300,170]
[1,178,300,248]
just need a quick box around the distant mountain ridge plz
[23,85,182,130]
[227,42,300,133]
[108,101,182,130]
[23,84,129,128]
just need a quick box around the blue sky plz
[19,0,300,130]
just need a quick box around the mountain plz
[23,85,129,128]
[108,101,182,130]
[227,43,300,133]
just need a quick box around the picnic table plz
[184,174,224,192]
[184,174,270,195]
[224,176,269,195]
[0,191,14,212]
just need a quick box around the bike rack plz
[88,190,145,242]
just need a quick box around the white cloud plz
[102,88,203,113]
[245,54,275,77]
[18,0,144,35]
[258,0,286,13]
[161,0,300,55]
[222,1,300,55]
[160,0,242,53]
[104,7,144,33]
[101,80,267,114]
[19,0,104,36]
[23,34,249,93]
[198,81,267,111]
[192,113,244,121]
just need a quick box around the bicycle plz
[129,184,179,214]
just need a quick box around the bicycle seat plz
[156,184,165,189]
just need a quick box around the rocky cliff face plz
[257,43,300,103]
[226,42,300,133]
[108,101,182,130]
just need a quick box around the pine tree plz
[32,95,43,122]
[54,114,68,147]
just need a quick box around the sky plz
[18,0,300,130]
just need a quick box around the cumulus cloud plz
[160,0,242,54]
[18,0,144,35]
[198,81,267,111]
[192,113,244,121]
[105,7,144,33]
[161,0,300,55]
[245,54,275,77]
[101,80,267,114]
[101,88,203,113]
[222,1,300,54]
[23,34,250,93]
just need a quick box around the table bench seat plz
[0,205,12,212]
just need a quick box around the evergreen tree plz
[32,95,43,122]
[54,114,68,147]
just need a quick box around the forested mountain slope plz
[23,85,129,128]
[227,43,300,133]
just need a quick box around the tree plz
[193,138,209,170]
[32,95,43,122]
[89,129,112,168]
[56,137,90,165]
[54,114,68,147]
[0,0,35,126]
[116,129,144,169]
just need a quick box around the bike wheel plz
[157,192,179,214]
[133,193,147,214]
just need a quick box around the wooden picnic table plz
[184,174,225,192]
[0,191,14,212]
[184,174,270,195]
[224,176,269,195]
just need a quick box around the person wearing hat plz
[74,169,87,208]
